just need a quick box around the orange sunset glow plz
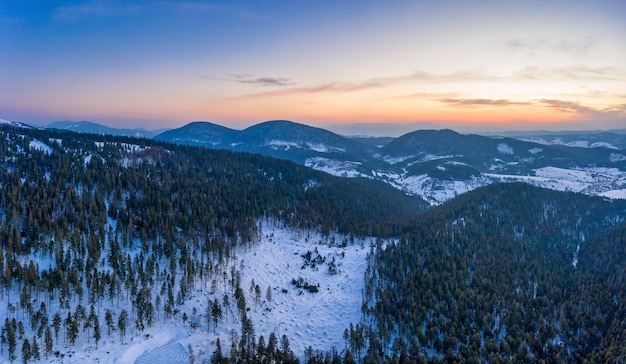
[1,0,625,133]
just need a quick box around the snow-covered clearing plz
[29,139,53,154]
[305,157,366,178]
[519,137,620,150]
[497,143,514,155]
[399,174,490,205]
[265,140,346,153]
[5,224,371,364]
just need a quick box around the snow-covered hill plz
[5,224,373,363]
[156,122,626,204]
[7,117,626,205]
[0,118,30,128]
[46,120,161,138]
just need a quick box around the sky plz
[1,0,625,133]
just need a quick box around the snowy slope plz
[7,223,373,364]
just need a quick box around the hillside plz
[46,120,161,138]
[363,183,626,362]
[157,121,626,204]
[0,124,427,363]
[153,121,238,147]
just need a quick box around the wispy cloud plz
[435,97,626,120]
[514,65,625,81]
[500,36,598,56]
[231,70,494,100]
[229,74,296,87]
[438,98,531,107]
[536,99,600,115]
[538,99,626,118]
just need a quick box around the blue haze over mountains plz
[17,118,626,204]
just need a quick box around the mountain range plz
[1,119,625,362]
[5,117,626,204]
[45,120,165,138]
[154,120,626,204]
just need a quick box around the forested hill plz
[364,183,626,362]
[0,125,427,241]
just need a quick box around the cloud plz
[438,98,531,107]
[229,74,296,87]
[537,99,599,115]
[436,97,626,120]
[537,99,626,118]
[514,65,625,81]
[231,70,494,100]
[224,66,624,102]
[500,36,598,56]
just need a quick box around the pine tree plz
[118,310,128,343]
[21,338,31,364]
[105,309,114,336]
[94,319,101,349]
[52,313,61,344]
[30,336,40,361]
[5,319,16,363]
[266,286,272,304]
[205,301,213,332]
[211,338,223,364]
[66,315,79,346]
[44,327,53,359]
[211,299,222,331]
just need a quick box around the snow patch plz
[29,139,53,154]
[305,157,365,178]
[497,143,513,155]
[599,189,626,199]
[265,140,345,153]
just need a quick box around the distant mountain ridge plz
[156,121,626,205]
[46,120,164,138]
[0,118,31,128]
[154,121,238,146]
[156,120,383,175]
[5,116,626,205]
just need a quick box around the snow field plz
[180,226,371,360]
[0,223,371,364]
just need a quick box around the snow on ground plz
[31,224,371,364]
[266,140,300,150]
[518,137,620,150]
[535,167,595,184]
[376,154,417,165]
[394,166,626,205]
[497,143,514,155]
[305,157,366,178]
[305,142,345,153]
[29,139,53,154]
[599,189,626,199]
[485,167,626,198]
[265,140,345,153]
[120,143,147,153]
[120,326,189,364]
[399,174,490,205]
[234,228,370,354]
